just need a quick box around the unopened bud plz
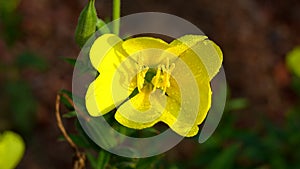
[75,0,97,48]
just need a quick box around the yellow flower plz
[85,34,223,137]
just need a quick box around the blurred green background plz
[1,0,300,168]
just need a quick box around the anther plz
[137,54,149,93]
[152,65,162,92]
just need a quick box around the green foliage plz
[225,98,248,112]
[87,150,110,169]
[206,144,240,169]
[59,114,164,169]
[0,52,46,136]
[291,76,300,97]
[0,131,25,169]
[0,0,22,45]
[17,52,48,71]
[5,81,36,135]
[59,89,74,110]
[135,156,163,169]
[0,0,20,13]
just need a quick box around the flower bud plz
[75,0,97,48]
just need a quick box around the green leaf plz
[286,46,300,77]
[97,150,110,169]
[63,111,77,118]
[225,98,248,112]
[0,131,25,169]
[75,119,102,150]
[114,161,137,169]
[206,144,240,169]
[59,89,73,98]
[63,58,77,66]
[86,152,98,169]
[75,0,98,47]
[69,134,91,148]
[96,18,111,34]
[136,156,162,169]
[82,118,118,150]
[59,89,74,110]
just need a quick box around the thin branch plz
[55,93,86,169]
[56,94,78,152]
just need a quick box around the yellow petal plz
[161,108,200,137]
[115,91,165,129]
[167,35,208,56]
[122,37,170,66]
[163,58,212,137]
[161,74,211,137]
[89,34,127,72]
[122,37,169,55]
[166,35,218,126]
[86,34,130,116]
[158,92,199,137]
[115,112,160,130]
[168,35,223,80]
[86,78,118,116]
[175,48,212,125]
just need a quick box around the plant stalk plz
[112,0,121,35]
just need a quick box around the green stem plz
[112,0,121,35]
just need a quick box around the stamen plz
[166,57,169,69]
[151,59,175,95]
[137,66,149,92]
[137,54,149,93]
[152,65,162,92]
[136,55,176,95]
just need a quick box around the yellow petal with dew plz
[174,48,212,125]
[122,37,169,55]
[115,112,160,130]
[163,75,204,137]
[115,90,166,129]
[168,35,223,80]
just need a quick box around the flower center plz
[136,57,175,95]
